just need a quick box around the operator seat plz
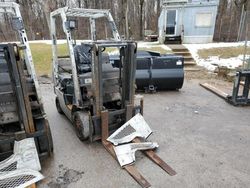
[74,44,92,74]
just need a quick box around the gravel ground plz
[38,77,250,188]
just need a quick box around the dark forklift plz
[0,3,53,160]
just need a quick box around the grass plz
[104,47,117,53]
[197,46,250,59]
[30,43,68,76]
[29,43,171,76]
[31,43,249,76]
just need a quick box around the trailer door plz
[166,10,177,36]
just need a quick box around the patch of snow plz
[184,42,249,71]
[137,41,171,50]
[197,56,244,71]
[160,44,171,51]
[28,40,65,45]
[137,41,160,47]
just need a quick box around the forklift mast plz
[50,7,139,141]
[0,2,42,104]
[50,8,122,107]
[0,3,53,160]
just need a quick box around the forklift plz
[51,7,176,187]
[0,2,53,160]
[50,7,139,141]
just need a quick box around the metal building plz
[158,0,219,44]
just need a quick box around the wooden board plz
[26,183,36,188]
[200,83,229,99]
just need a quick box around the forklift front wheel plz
[73,112,90,141]
[55,97,64,114]
[45,119,54,155]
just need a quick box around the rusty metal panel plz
[101,110,109,141]
[125,104,133,121]
[16,54,35,133]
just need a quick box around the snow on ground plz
[137,41,171,50]
[184,42,249,71]
[137,41,249,71]
[196,56,244,71]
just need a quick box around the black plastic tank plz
[109,50,184,91]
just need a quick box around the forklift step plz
[32,114,45,120]
[30,101,43,110]
[28,92,37,96]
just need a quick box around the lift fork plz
[101,104,176,188]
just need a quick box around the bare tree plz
[139,0,145,40]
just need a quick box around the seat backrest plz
[74,44,92,74]
[58,58,72,73]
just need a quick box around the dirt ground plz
[38,71,250,188]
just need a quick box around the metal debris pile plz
[0,138,44,188]
[102,113,176,187]
[107,113,159,166]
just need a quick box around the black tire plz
[55,97,64,114]
[45,119,54,155]
[73,111,90,141]
[35,118,53,158]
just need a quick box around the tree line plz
[0,0,249,42]
[0,0,160,41]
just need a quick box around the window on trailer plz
[195,12,212,27]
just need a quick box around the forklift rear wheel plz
[73,111,90,141]
[55,97,64,114]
